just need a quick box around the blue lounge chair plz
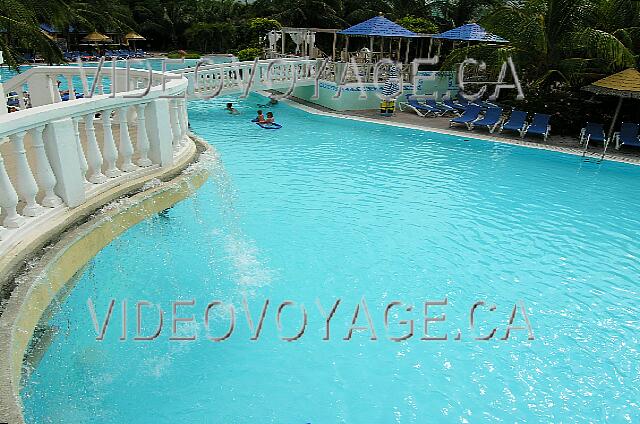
[500,110,528,136]
[523,113,551,141]
[435,99,456,114]
[450,104,482,129]
[614,122,640,149]
[443,98,465,113]
[402,96,442,117]
[472,100,499,109]
[580,122,609,155]
[471,107,503,133]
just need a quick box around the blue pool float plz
[256,122,282,130]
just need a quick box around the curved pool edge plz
[275,93,640,167]
[0,135,212,424]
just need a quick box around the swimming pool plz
[21,94,640,422]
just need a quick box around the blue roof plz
[339,16,418,38]
[432,23,508,43]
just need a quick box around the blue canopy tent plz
[337,15,419,62]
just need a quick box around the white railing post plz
[117,106,137,172]
[43,117,87,207]
[28,74,57,107]
[0,149,25,228]
[72,117,89,184]
[169,99,182,148]
[0,81,6,116]
[66,75,75,100]
[179,98,188,140]
[83,114,107,184]
[100,109,121,177]
[135,103,152,167]
[145,98,174,167]
[10,131,42,217]
[29,125,63,207]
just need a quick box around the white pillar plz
[43,117,87,207]
[72,117,89,184]
[84,114,107,184]
[10,131,42,217]
[0,149,25,228]
[100,110,121,177]
[145,98,174,167]
[135,103,152,167]
[117,106,137,172]
[29,125,63,207]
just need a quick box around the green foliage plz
[248,17,281,33]
[166,50,201,59]
[444,0,640,90]
[396,16,438,34]
[236,47,263,61]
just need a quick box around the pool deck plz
[280,95,640,166]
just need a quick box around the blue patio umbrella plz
[432,23,508,43]
[338,16,418,38]
[338,15,418,62]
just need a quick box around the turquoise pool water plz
[22,94,640,422]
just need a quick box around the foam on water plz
[20,93,640,423]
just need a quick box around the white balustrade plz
[28,125,63,207]
[100,109,122,177]
[117,106,137,172]
[9,132,43,217]
[72,117,89,184]
[169,99,182,148]
[0,63,190,256]
[180,98,188,140]
[83,114,107,184]
[135,103,152,167]
[0,150,25,229]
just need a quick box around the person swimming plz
[226,103,239,114]
[257,96,278,108]
[255,110,264,122]
[259,111,275,124]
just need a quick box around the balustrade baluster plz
[0,150,25,228]
[100,109,121,177]
[29,125,63,207]
[72,117,89,184]
[84,114,107,184]
[66,75,75,100]
[135,103,152,167]
[117,107,137,172]
[9,131,42,217]
[169,100,182,148]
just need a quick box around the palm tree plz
[441,0,639,87]
[0,0,63,68]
